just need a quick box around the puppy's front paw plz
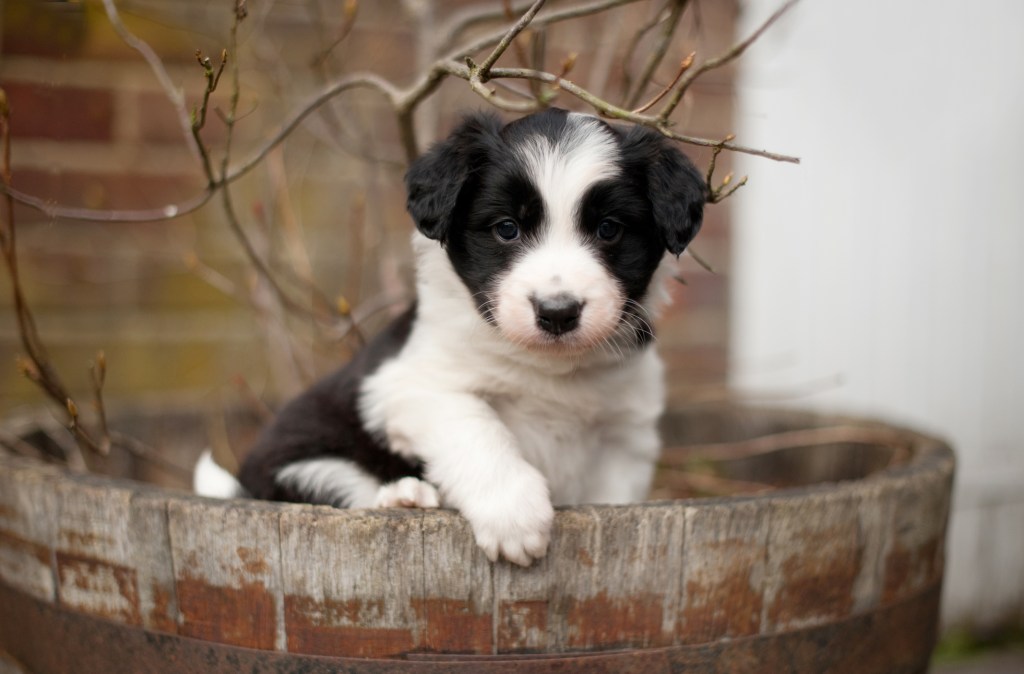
[374,477,441,509]
[464,468,554,567]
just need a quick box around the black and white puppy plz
[194,108,706,566]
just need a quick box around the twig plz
[686,247,716,273]
[0,429,50,462]
[661,425,913,465]
[447,0,644,64]
[547,51,578,94]
[507,0,539,76]
[100,0,203,164]
[475,0,547,80]
[440,0,536,48]
[183,251,245,300]
[191,48,229,185]
[232,375,274,422]
[233,74,403,176]
[1,88,103,455]
[109,431,195,481]
[0,185,214,223]
[621,0,674,103]
[704,134,749,203]
[89,351,112,455]
[214,6,349,331]
[657,0,800,123]
[462,0,548,112]
[311,0,359,66]
[624,0,690,110]
[458,64,801,162]
[631,51,694,114]
[526,20,547,101]
[303,0,402,169]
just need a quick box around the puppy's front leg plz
[384,393,554,566]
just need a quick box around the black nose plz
[532,295,583,335]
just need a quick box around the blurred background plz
[733,0,1024,652]
[0,0,1020,657]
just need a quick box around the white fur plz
[276,457,382,508]
[193,450,244,499]
[374,477,441,509]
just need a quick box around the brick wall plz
[0,0,737,419]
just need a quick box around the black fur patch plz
[237,305,423,503]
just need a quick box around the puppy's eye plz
[493,219,520,243]
[596,219,623,243]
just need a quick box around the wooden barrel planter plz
[0,404,953,673]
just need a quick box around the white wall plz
[732,0,1024,631]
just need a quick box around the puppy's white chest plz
[483,351,664,505]
[489,392,602,504]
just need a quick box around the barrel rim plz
[0,402,956,516]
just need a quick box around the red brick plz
[2,82,114,141]
[1,0,90,59]
[135,90,230,144]
[2,0,208,62]
[11,169,203,212]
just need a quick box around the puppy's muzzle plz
[531,294,583,335]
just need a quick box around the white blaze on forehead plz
[492,114,626,352]
[516,113,621,243]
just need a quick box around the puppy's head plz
[406,108,706,355]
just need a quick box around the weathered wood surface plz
[0,456,60,603]
[167,496,287,650]
[0,406,955,664]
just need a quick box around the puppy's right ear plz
[405,113,503,242]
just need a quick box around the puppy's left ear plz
[622,126,708,256]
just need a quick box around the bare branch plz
[109,431,195,481]
[191,48,229,185]
[661,426,913,465]
[440,0,536,48]
[686,247,717,274]
[475,0,547,80]
[476,65,801,162]
[657,0,800,123]
[100,0,203,164]
[704,133,750,203]
[311,0,359,66]
[621,0,674,103]
[631,51,693,114]
[89,352,112,455]
[234,74,402,175]
[624,0,690,110]
[448,0,644,64]
[0,428,51,462]
[212,8,314,324]
[1,87,103,455]
[0,185,214,223]
[0,0,798,225]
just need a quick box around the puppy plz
[195,108,706,566]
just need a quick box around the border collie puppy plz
[195,108,706,566]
